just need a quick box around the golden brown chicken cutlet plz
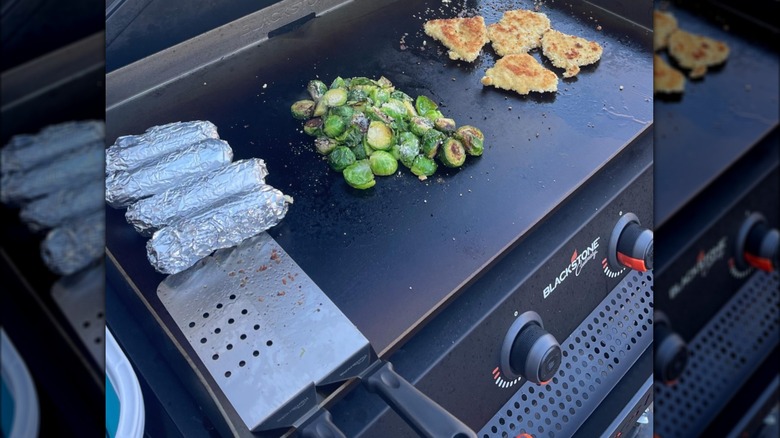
[541,29,603,78]
[424,16,489,63]
[654,10,678,51]
[667,29,729,78]
[481,53,558,95]
[487,10,551,56]
[654,54,685,94]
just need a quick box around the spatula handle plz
[364,361,477,438]
[299,410,346,438]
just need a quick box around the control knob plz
[500,311,561,384]
[608,213,653,272]
[736,213,779,272]
[654,312,688,385]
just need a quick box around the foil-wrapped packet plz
[1,121,104,174]
[105,138,233,208]
[41,211,105,276]
[106,120,219,174]
[147,185,292,274]
[1,141,104,204]
[19,180,103,231]
[125,158,269,235]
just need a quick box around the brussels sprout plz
[323,88,348,107]
[329,105,354,121]
[421,129,446,158]
[330,76,347,89]
[398,132,420,148]
[381,99,408,121]
[438,138,466,168]
[303,118,323,136]
[454,125,484,156]
[343,160,376,189]
[347,89,368,103]
[434,117,456,133]
[423,109,444,122]
[350,143,368,160]
[307,80,328,101]
[411,155,437,179]
[349,77,377,87]
[369,150,398,176]
[366,106,394,124]
[391,139,420,168]
[351,112,370,134]
[402,100,418,118]
[366,121,394,150]
[377,76,394,89]
[323,115,347,138]
[370,87,391,106]
[390,90,413,102]
[315,137,338,155]
[328,146,356,172]
[410,116,434,136]
[291,100,315,120]
[337,125,363,148]
[313,99,328,117]
[415,95,438,117]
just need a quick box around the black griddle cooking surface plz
[654,3,779,225]
[106,0,652,356]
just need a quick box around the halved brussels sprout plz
[350,112,370,133]
[343,160,376,189]
[328,146,356,172]
[329,105,354,121]
[291,100,315,120]
[313,99,328,117]
[381,99,408,121]
[438,138,466,168]
[391,140,420,168]
[377,76,394,89]
[421,129,445,159]
[315,137,338,155]
[434,117,456,133]
[454,125,485,156]
[370,87,391,106]
[411,155,437,179]
[307,80,328,101]
[410,116,434,136]
[330,76,347,89]
[323,115,347,138]
[303,118,323,136]
[369,150,398,176]
[366,121,394,150]
[323,88,348,107]
[337,125,363,148]
[415,95,438,117]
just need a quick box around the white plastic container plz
[1,329,40,438]
[105,328,145,438]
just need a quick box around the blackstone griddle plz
[105,0,654,436]
[653,1,779,436]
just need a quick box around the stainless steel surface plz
[146,184,291,274]
[125,158,269,235]
[157,232,370,431]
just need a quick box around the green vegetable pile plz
[291,76,484,189]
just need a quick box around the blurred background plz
[652,0,779,436]
[1,0,105,437]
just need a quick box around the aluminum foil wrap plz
[147,185,292,274]
[1,141,104,204]
[41,211,104,276]
[106,120,219,173]
[1,120,104,174]
[19,180,103,231]
[125,158,269,235]
[105,138,233,207]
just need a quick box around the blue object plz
[105,376,121,438]
[1,378,14,438]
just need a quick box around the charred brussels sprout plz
[454,125,484,156]
[438,138,466,168]
[315,137,338,155]
[323,115,347,138]
[328,146,356,172]
[291,100,315,120]
[411,155,437,179]
[343,160,376,189]
[369,150,398,176]
[307,80,328,101]
[366,121,394,151]
[350,112,370,134]
[421,129,446,158]
[415,95,438,117]
[410,116,434,136]
[323,88,348,107]
[303,118,323,136]
[366,106,394,124]
[434,117,456,133]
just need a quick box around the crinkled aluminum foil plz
[1,120,104,174]
[1,141,104,204]
[125,158,268,235]
[147,184,292,274]
[106,120,219,174]
[19,180,103,231]
[41,211,105,276]
[105,138,233,208]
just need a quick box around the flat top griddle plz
[106,0,652,356]
[654,2,779,225]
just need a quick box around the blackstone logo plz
[668,237,727,300]
[543,237,600,299]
